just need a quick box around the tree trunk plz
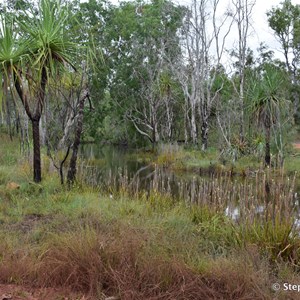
[59,145,71,185]
[265,120,271,167]
[184,99,189,144]
[166,103,172,142]
[67,92,87,185]
[6,99,13,140]
[190,102,197,144]
[201,115,209,151]
[238,49,245,144]
[14,70,46,181]
[32,119,42,183]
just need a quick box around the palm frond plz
[18,0,77,77]
[248,65,289,128]
[0,15,29,113]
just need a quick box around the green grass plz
[284,152,300,173]
[149,142,300,177]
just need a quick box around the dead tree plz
[175,0,234,149]
[231,0,256,142]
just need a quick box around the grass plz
[149,142,300,176]
[0,134,300,299]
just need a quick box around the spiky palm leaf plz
[249,65,287,128]
[248,65,290,166]
[0,15,29,112]
[19,0,77,80]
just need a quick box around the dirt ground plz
[293,142,300,149]
[0,284,87,300]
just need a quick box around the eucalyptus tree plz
[231,0,256,142]
[267,0,300,78]
[214,67,236,149]
[267,0,300,123]
[159,71,179,142]
[0,0,77,182]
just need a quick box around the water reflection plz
[79,144,299,224]
[225,206,240,221]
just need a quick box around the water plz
[79,144,299,224]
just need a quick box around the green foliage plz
[1,0,299,159]
[249,65,289,126]
[79,0,186,144]
[18,0,77,78]
[267,0,300,50]
[0,0,76,87]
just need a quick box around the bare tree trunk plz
[67,91,88,185]
[152,121,156,148]
[201,113,209,151]
[165,98,173,142]
[32,118,42,182]
[232,0,256,142]
[265,116,271,167]
[152,109,159,145]
[59,146,71,185]
[190,102,197,144]
[6,98,13,140]
[184,100,189,143]
[175,0,233,148]
[14,68,47,183]
[239,75,245,142]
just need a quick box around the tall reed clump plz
[236,218,299,262]
[156,143,185,167]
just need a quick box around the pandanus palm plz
[250,65,288,167]
[0,0,76,182]
[0,15,27,116]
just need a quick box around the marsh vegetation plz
[1,0,300,298]
[0,134,299,299]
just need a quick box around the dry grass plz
[0,226,279,299]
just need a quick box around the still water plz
[79,144,299,223]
